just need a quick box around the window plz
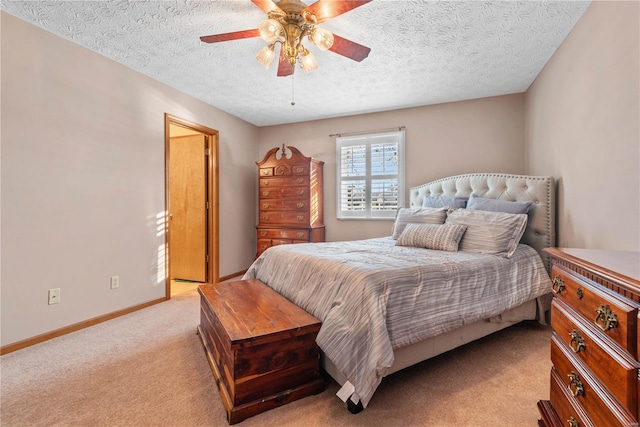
[336,130,405,219]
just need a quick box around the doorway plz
[165,114,219,298]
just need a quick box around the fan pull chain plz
[290,75,295,106]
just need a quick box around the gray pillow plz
[391,207,448,239]
[422,195,468,209]
[466,194,532,214]
[445,209,528,258]
[396,223,467,252]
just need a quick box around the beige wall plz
[525,1,640,251]
[258,94,526,241]
[1,12,258,346]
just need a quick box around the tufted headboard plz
[409,173,556,271]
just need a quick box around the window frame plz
[335,130,405,220]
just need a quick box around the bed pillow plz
[466,194,532,214]
[396,223,468,252]
[391,207,448,239]
[422,195,468,209]
[445,209,527,258]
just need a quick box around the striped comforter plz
[243,237,551,408]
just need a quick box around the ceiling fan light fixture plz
[258,18,284,44]
[300,50,318,74]
[310,27,334,51]
[256,44,276,69]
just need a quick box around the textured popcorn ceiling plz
[2,0,590,127]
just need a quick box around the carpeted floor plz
[0,282,551,426]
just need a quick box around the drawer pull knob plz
[297,178,304,184]
[567,417,579,427]
[567,372,584,397]
[296,232,304,238]
[576,287,583,300]
[262,191,270,197]
[297,215,304,221]
[569,330,586,353]
[260,231,267,237]
[551,275,565,294]
[594,304,618,331]
[263,203,270,208]
[297,190,304,196]
[296,203,304,208]
[263,215,270,221]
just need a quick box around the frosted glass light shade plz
[301,51,318,74]
[258,19,284,44]
[256,45,276,69]
[310,27,334,50]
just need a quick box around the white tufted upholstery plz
[410,173,556,271]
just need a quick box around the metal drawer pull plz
[296,203,304,208]
[552,275,565,294]
[263,203,270,208]
[296,215,304,221]
[297,178,304,184]
[569,330,586,353]
[262,191,270,197]
[567,372,584,397]
[567,417,579,427]
[260,231,267,237]
[594,304,618,331]
[297,190,304,195]
[262,215,270,221]
[576,287,583,300]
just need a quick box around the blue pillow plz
[422,195,468,209]
[466,194,532,214]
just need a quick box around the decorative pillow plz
[422,195,469,209]
[391,207,448,240]
[466,194,532,214]
[445,209,528,258]
[396,223,468,252]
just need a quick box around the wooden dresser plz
[538,248,640,427]
[255,145,325,258]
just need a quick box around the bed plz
[243,173,556,410]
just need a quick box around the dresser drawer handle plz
[296,202,304,208]
[551,275,565,294]
[569,330,586,353]
[297,178,304,184]
[263,203,270,209]
[297,190,304,196]
[260,231,267,237]
[567,417,579,427]
[297,215,304,221]
[576,287,583,300]
[594,304,618,332]
[262,191,270,197]
[567,372,584,397]
[296,232,305,238]
[262,215,270,221]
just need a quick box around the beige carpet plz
[1,282,551,426]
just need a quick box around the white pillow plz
[396,223,467,252]
[445,209,527,258]
[391,207,448,240]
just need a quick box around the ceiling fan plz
[200,0,372,77]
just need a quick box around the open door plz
[165,114,219,297]
[169,133,207,282]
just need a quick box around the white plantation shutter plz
[336,131,405,219]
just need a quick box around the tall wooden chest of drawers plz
[538,248,640,427]
[255,145,325,258]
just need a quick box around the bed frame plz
[321,173,556,409]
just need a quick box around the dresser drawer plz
[257,228,309,240]
[260,200,308,211]
[260,176,309,187]
[260,211,309,225]
[552,299,639,416]
[551,334,637,427]
[552,265,638,357]
[260,187,308,199]
[550,367,595,427]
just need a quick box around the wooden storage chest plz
[197,279,324,424]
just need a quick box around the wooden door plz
[169,134,207,282]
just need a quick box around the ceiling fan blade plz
[200,29,260,43]
[251,0,284,15]
[277,45,295,77]
[304,0,372,24]
[329,34,371,62]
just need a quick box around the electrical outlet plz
[110,275,119,289]
[48,288,60,305]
